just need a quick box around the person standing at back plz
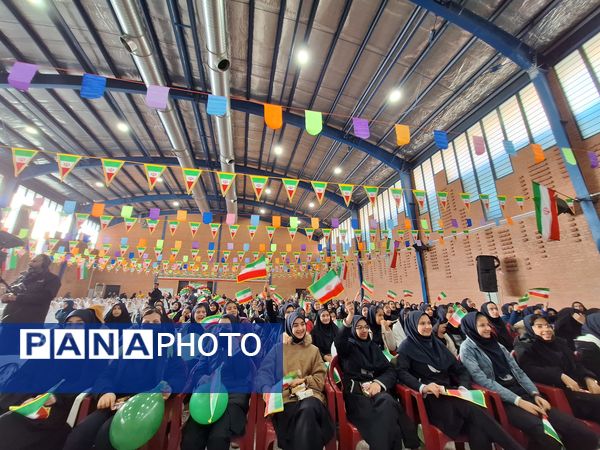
[1,254,60,323]
[148,282,163,305]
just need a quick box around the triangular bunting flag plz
[181,168,202,194]
[146,219,159,234]
[497,194,507,213]
[479,194,490,213]
[338,184,354,207]
[57,153,82,181]
[99,215,113,230]
[248,225,257,240]
[101,159,125,186]
[282,178,299,202]
[288,227,297,241]
[210,223,221,239]
[364,186,378,206]
[12,148,38,177]
[250,175,269,200]
[412,190,426,210]
[305,228,314,240]
[311,181,327,205]
[390,188,403,210]
[75,213,89,229]
[460,193,471,211]
[168,220,179,236]
[514,195,525,210]
[266,226,276,241]
[189,221,200,237]
[229,224,240,239]
[216,172,236,196]
[437,191,448,210]
[144,163,167,190]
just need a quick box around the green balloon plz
[109,393,165,450]
[190,388,229,425]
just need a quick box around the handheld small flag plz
[237,256,268,282]
[361,280,374,295]
[235,288,253,304]
[528,288,549,299]
[437,291,447,302]
[443,387,486,408]
[308,270,344,305]
[403,289,413,297]
[387,290,397,300]
[542,416,562,445]
[448,306,467,328]
[533,182,559,241]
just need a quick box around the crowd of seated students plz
[0,284,599,450]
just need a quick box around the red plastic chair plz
[395,385,468,450]
[535,383,600,434]
[328,356,363,450]
[167,393,257,450]
[472,384,528,448]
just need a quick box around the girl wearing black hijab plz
[334,300,419,450]
[554,307,586,350]
[480,301,514,351]
[397,311,523,450]
[461,298,477,313]
[261,311,334,450]
[515,314,600,425]
[103,302,131,324]
[576,312,600,379]
[55,299,75,323]
[366,305,396,352]
[460,312,597,450]
[310,309,338,362]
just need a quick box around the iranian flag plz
[514,195,525,210]
[288,227,297,241]
[533,182,560,241]
[201,314,222,325]
[146,219,159,234]
[144,163,167,190]
[210,223,221,239]
[189,222,200,237]
[9,379,64,419]
[515,294,529,311]
[497,195,507,212]
[479,194,490,213]
[443,387,486,408]
[412,190,426,210]
[403,289,413,297]
[235,288,253,304]
[528,287,550,299]
[437,291,447,302]
[263,392,284,417]
[448,306,467,327]
[100,215,113,230]
[168,220,179,236]
[364,186,378,206]
[460,193,471,211]
[124,217,137,232]
[542,416,563,445]
[101,159,125,186]
[77,263,88,280]
[12,148,38,177]
[387,290,398,300]
[272,292,284,304]
[390,188,403,210]
[229,224,239,239]
[282,178,299,202]
[57,153,82,181]
[181,167,202,194]
[305,228,314,240]
[437,191,448,210]
[308,270,344,305]
[338,184,354,207]
[248,225,257,240]
[216,172,236,196]
[311,181,328,204]
[361,280,374,295]
[237,256,267,282]
[266,226,276,241]
[75,213,90,229]
[250,175,269,200]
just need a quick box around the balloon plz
[109,393,165,450]
[190,388,228,425]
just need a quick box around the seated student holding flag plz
[335,299,419,450]
[396,310,524,450]
[460,311,597,450]
[259,310,334,450]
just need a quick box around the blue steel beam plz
[409,0,600,252]
[0,73,406,173]
[14,155,354,210]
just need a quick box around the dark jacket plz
[395,351,472,391]
[514,335,595,387]
[148,288,163,304]
[575,338,600,380]
[2,270,61,323]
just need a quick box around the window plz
[422,158,441,230]
[481,110,513,178]
[453,134,479,201]
[467,123,502,220]
[431,152,444,174]
[518,84,556,149]
[499,96,530,151]
[555,46,600,138]
[442,146,459,183]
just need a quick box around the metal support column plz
[400,171,429,303]
[351,208,365,301]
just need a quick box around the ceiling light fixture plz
[309,202,315,208]
[157,177,164,182]
[274,145,283,156]
[334,167,342,175]
[265,188,272,194]
[117,122,129,132]
[173,201,180,207]
[297,48,309,65]
[24,126,38,135]
[388,89,402,103]
[95,181,103,187]
[260,208,266,214]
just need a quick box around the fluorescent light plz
[274,145,283,156]
[260,208,266,214]
[157,177,164,182]
[117,122,129,132]
[265,188,272,194]
[388,89,402,103]
[309,202,315,208]
[334,167,342,175]
[24,126,38,135]
[297,48,309,65]
[173,201,180,207]
[28,0,44,5]
[95,182,103,187]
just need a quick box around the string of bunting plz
[6,61,600,169]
